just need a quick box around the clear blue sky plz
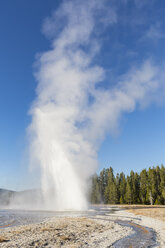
[0,0,165,190]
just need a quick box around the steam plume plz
[28,0,164,210]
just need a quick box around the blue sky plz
[0,0,165,190]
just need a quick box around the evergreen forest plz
[90,165,165,205]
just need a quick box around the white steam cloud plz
[28,0,164,210]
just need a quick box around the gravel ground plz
[104,209,165,248]
[0,216,132,248]
[0,208,164,248]
[125,211,165,248]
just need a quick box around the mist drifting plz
[28,0,164,210]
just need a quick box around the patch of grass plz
[119,204,165,209]
[126,207,165,221]
[41,227,57,232]
[60,235,71,241]
[11,227,32,235]
[0,236,9,243]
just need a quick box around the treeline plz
[90,165,165,205]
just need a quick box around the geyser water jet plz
[28,0,164,210]
[28,0,108,210]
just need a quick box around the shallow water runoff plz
[0,206,158,247]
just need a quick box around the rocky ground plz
[126,210,165,248]
[100,207,165,248]
[0,216,132,248]
[0,207,165,248]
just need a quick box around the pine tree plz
[155,166,162,204]
[160,164,165,204]
[125,176,132,204]
[119,172,126,204]
[90,175,101,204]
[148,167,157,205]
[115,173,120,204]
[133,172,140,203]
[105,167,118,204]
[99,168,108,203]
[140,169,149,204]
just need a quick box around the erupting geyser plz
[28,0,163,210]
[28,0,107,210]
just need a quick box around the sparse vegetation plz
[122,205,165,221]
[0,236,9,243]
[0,217,130,247]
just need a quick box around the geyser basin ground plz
[0,206,164,247]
